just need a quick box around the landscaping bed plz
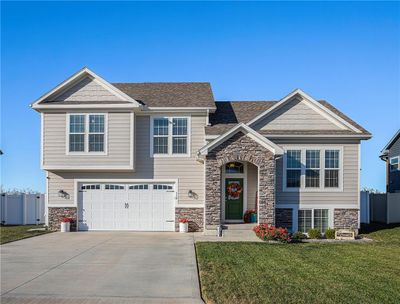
[196,224,400,304]
[0,225,51,244]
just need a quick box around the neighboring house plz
[380,130,400,193]
[31,67,371,233]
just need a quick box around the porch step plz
[223,223,257,230]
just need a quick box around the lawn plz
[196,225,400,304]
[0,225,51,244]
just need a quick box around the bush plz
[253,224,291,243]
[292,231,306,240]
[308,228,321,239]
[325,228,336,239]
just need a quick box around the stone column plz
[205,158,222,227]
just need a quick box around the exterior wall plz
[275,208,293,230]
[333,209,358,229]
[48,207,77,231]
[47,114,206,208]
[247,163,258,211]
[175,208,204,232]
[205,132,276,227]
[43,112,133,169]
[253,98,342,131]
[54,76,121,102]
[274,139,360,208]
[388,137,400,193]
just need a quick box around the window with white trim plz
[298,209,329,233]
[68,113,106,153]
[286,150,301,188]
[390,156,399,172]
[324,150,340,188]
[306,150,320,188]
[151,117,189,156]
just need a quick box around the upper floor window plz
[284,148,342,191]
[68,113,106,154]
[151,117,190,156]
[225,162,244,174]
[390,156,399,172]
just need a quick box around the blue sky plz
[1,1,399,192]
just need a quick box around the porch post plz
[257,158,276,225]
[205,157,222,228]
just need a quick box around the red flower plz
[62,217,73,223]
[179,218,188,223]
[252,224,291,243]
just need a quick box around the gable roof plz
[199,123,284,156]
[112,82,216,108]
[381,129,400,153]
[31,67,141,108]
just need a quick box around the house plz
[31,67,372,233]
[380,130,400,193]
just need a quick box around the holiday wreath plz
[227,182,242,198]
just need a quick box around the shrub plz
[253,224,291,243]
[325,228,336,239]
[308,228,321,239]
[292,231,306,240]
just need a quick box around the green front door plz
[225,178,244,220]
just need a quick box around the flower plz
[179,218,189,223]
[252,224,291,243]
[62,217,73,223]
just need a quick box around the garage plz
[77,182,176,231]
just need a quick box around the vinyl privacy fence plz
[0,193,45,225]
[360,191,400,224]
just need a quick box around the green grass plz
[0,225,51,244]
[196,225,400,304]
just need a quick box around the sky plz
[1,1,399,192]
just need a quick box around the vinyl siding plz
[47,114,206,207]
[274,140,360,208]
[254,98,342,131]
[388,137,400,193]
[54,76,121,102]
[247,163,258,210]
[43,112,133,168]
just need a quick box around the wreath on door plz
[227,182,242,198]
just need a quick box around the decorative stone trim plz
[275,208,293,230]
[205,131,276,228]
[48,207,77,231]
[334,209,359,229]
[175,207,204,232]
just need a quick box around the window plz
[390,156,399,172]
[153,184,173,190]
[298,209,329,233]
[325,150,340,188]
[68,113,106,153]
[306,150,320,188]
[298,210,312,233]
[129,184,149,190]
[225,162,244,174]
[105,184,125,190]
[81,184,101,190]
[286,150,301,188]
[151,117,189,156]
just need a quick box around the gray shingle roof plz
[113,83,215,108]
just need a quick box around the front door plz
[225,178,244,220]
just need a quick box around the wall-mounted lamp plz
[188,190,194,198]
[58,190,69,199]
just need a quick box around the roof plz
[206,100,371,136]
[381,129,400,154]
[112,82,216,108]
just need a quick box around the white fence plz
[0,193,45,225]
[360,191,400,224]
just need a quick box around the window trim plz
[150,116,191,157]
[66,113,108,155]
[283,146,343,192]
[298,208,330,234]
[389,156,400,172]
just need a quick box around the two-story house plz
[380,130,400,193]
[31,68,371,233]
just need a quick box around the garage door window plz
[129,185,149,190]
[153,184,173,190]
[81,184,101,190]
[105,184,125,190]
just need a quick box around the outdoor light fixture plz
[188,190,194,198]
[58,190,69,199]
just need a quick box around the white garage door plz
[78,183,175,231]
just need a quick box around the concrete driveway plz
[1,232,203,304]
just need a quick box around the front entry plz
[225,178,244,220]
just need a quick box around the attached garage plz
[77,182,176,231]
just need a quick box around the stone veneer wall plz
[48,207,77,231]
[275,208,293,230]
[205,131,276,228]
[175,208,204,232]
[334,209,359,229]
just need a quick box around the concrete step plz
[223,223,257,230]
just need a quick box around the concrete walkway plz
[1,232,203,304]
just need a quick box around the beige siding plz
[43,112,133,168]
[47,114,206,207]
[54,77,121,102]
[254,98,342,131]
[274,140,359,208]
[247,163,258,210]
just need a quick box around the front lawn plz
[196,225,400,304]
[0,225,51,244]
